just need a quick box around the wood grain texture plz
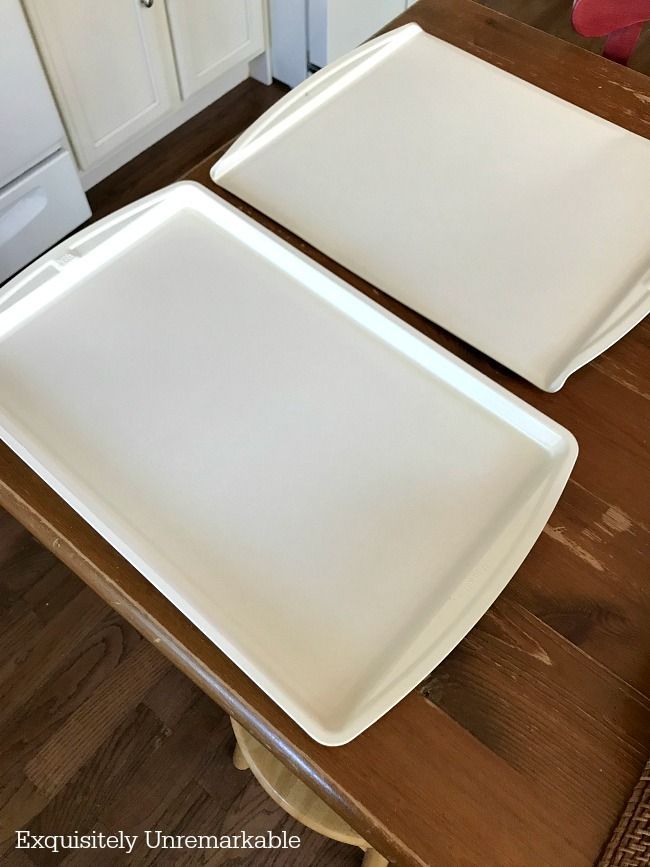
[231,719,366,848]
[0,1,648,865]
[382,0,650,138]
[0,523,360,867]
[477,0,650,73]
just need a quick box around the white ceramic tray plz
[211,24,650,392]
[0,182,577,745]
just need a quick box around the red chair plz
[572,0,650,63]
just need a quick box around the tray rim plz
[0,181,578,745]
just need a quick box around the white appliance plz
[270,0,417,85]
[0,0,90,284]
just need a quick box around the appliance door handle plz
[0,188,47,246]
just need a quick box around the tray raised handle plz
[0,192,162,311]
[546,258,650,391]
[0,186,184,339]
[210,23,422,183]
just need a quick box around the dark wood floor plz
[0,513,361,867]
[1,4,648,866]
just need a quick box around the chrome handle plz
[141,0,154,7]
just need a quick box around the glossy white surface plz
[212,24,650,392]
[0,183,576,744]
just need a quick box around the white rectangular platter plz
[211,24,650,392]
[0,182,577,745]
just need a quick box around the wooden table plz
[2,2,649,865]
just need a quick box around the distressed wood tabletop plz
[1,1,649,865]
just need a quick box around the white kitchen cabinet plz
[167,0,265,99]
[22,0,268,177]
[22,0,176,171]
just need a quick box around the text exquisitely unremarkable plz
[16,829,302,854]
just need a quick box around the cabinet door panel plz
[167,0,265,99]
[23,0,175,169]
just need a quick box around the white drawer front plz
[0,151,90,283]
